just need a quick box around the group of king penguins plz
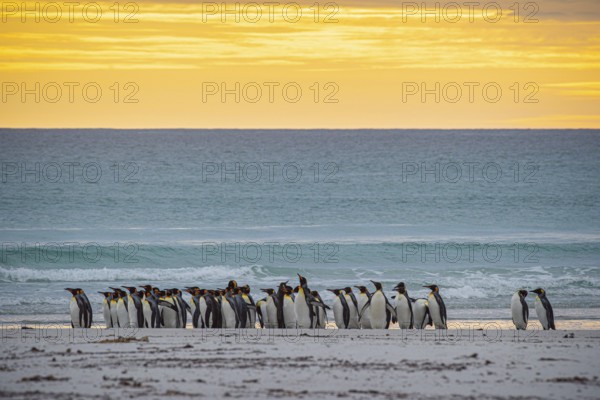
[66,276,556,331]
[511,288,556,330]
[66,275,448,330]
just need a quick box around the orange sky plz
[1,0,599,128]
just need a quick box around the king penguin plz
[424,285,447,329]
[354,286,372,329]
[98,291,113,328]
[294,274,314,329]
[511,289,529,330]
[65,288,92,328]
[532,288,555,330]
[393,282,414,329]
[359,281,396,329]
[260,288,279,329]
[123,286,144,328]
[343,287,359,329]
[241,285,257,328]
[310,290,328,328]
[327,289,349,329]
[282,285,297,328]
[412,298,431,329]
[111,287,130,328]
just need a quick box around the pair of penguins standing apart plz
[511,288,556,330]
[328,282,447,330]
[65,288,93,328]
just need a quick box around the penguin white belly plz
[511,293,527,330]
[162,299,178,328]
[369,293,387,329]
[116,300,130,328]
[142,300,152,328]
[282,297,296,328]
[198,297,209,328]
[258,301,269,328]
[189,300,196,325]
[315,306,326,328]
[240,296,256,328]
[102,300,112,328]
[127,297,139,328]
[110,301,119,327]
[357,296,371,329]
[396,296,412,329]
[222,301,236,328]
[294,292,311,328]
[70,298,81,328]
[412,299,428,329]
[428,295,445,329]
[266,299,278,329]
[332,298,345,329]
[535,297,549,329]
[345,295,359,329]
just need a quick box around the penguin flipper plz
[406,293,414,329]
[158,300,179,311]
[521,296,529,325]
[342,299,350,329]
[542,297,555,330]
[434,293,447,325]
[358,300,371,322]
[256,306,264,329]
[385,299,397,321]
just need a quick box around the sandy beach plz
[1,327,599,399]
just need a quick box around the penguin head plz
[228,280,238,289]
[278,281,289,291]
[140,284,153,292]
[393,282,407,294]
[327,288,341,295]
[311,290,321,298]
[355,286,368,294]
[293,286,300,294]
[122,286,137,294]
[370,281,383,291]
[65,288,76,296]
[110,287,122,295]
[532,288,545,295]
[297,273,308,286]
[97,291,110,298]
[518,289,528,298]
[242,285,251,294]
[343,287,353,294]
[423,284,439,293]
[260,288,274,295]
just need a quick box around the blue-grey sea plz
[1,129,599,324]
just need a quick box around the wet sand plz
[1,327,599,399]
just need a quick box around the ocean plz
[1,129,599,325]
